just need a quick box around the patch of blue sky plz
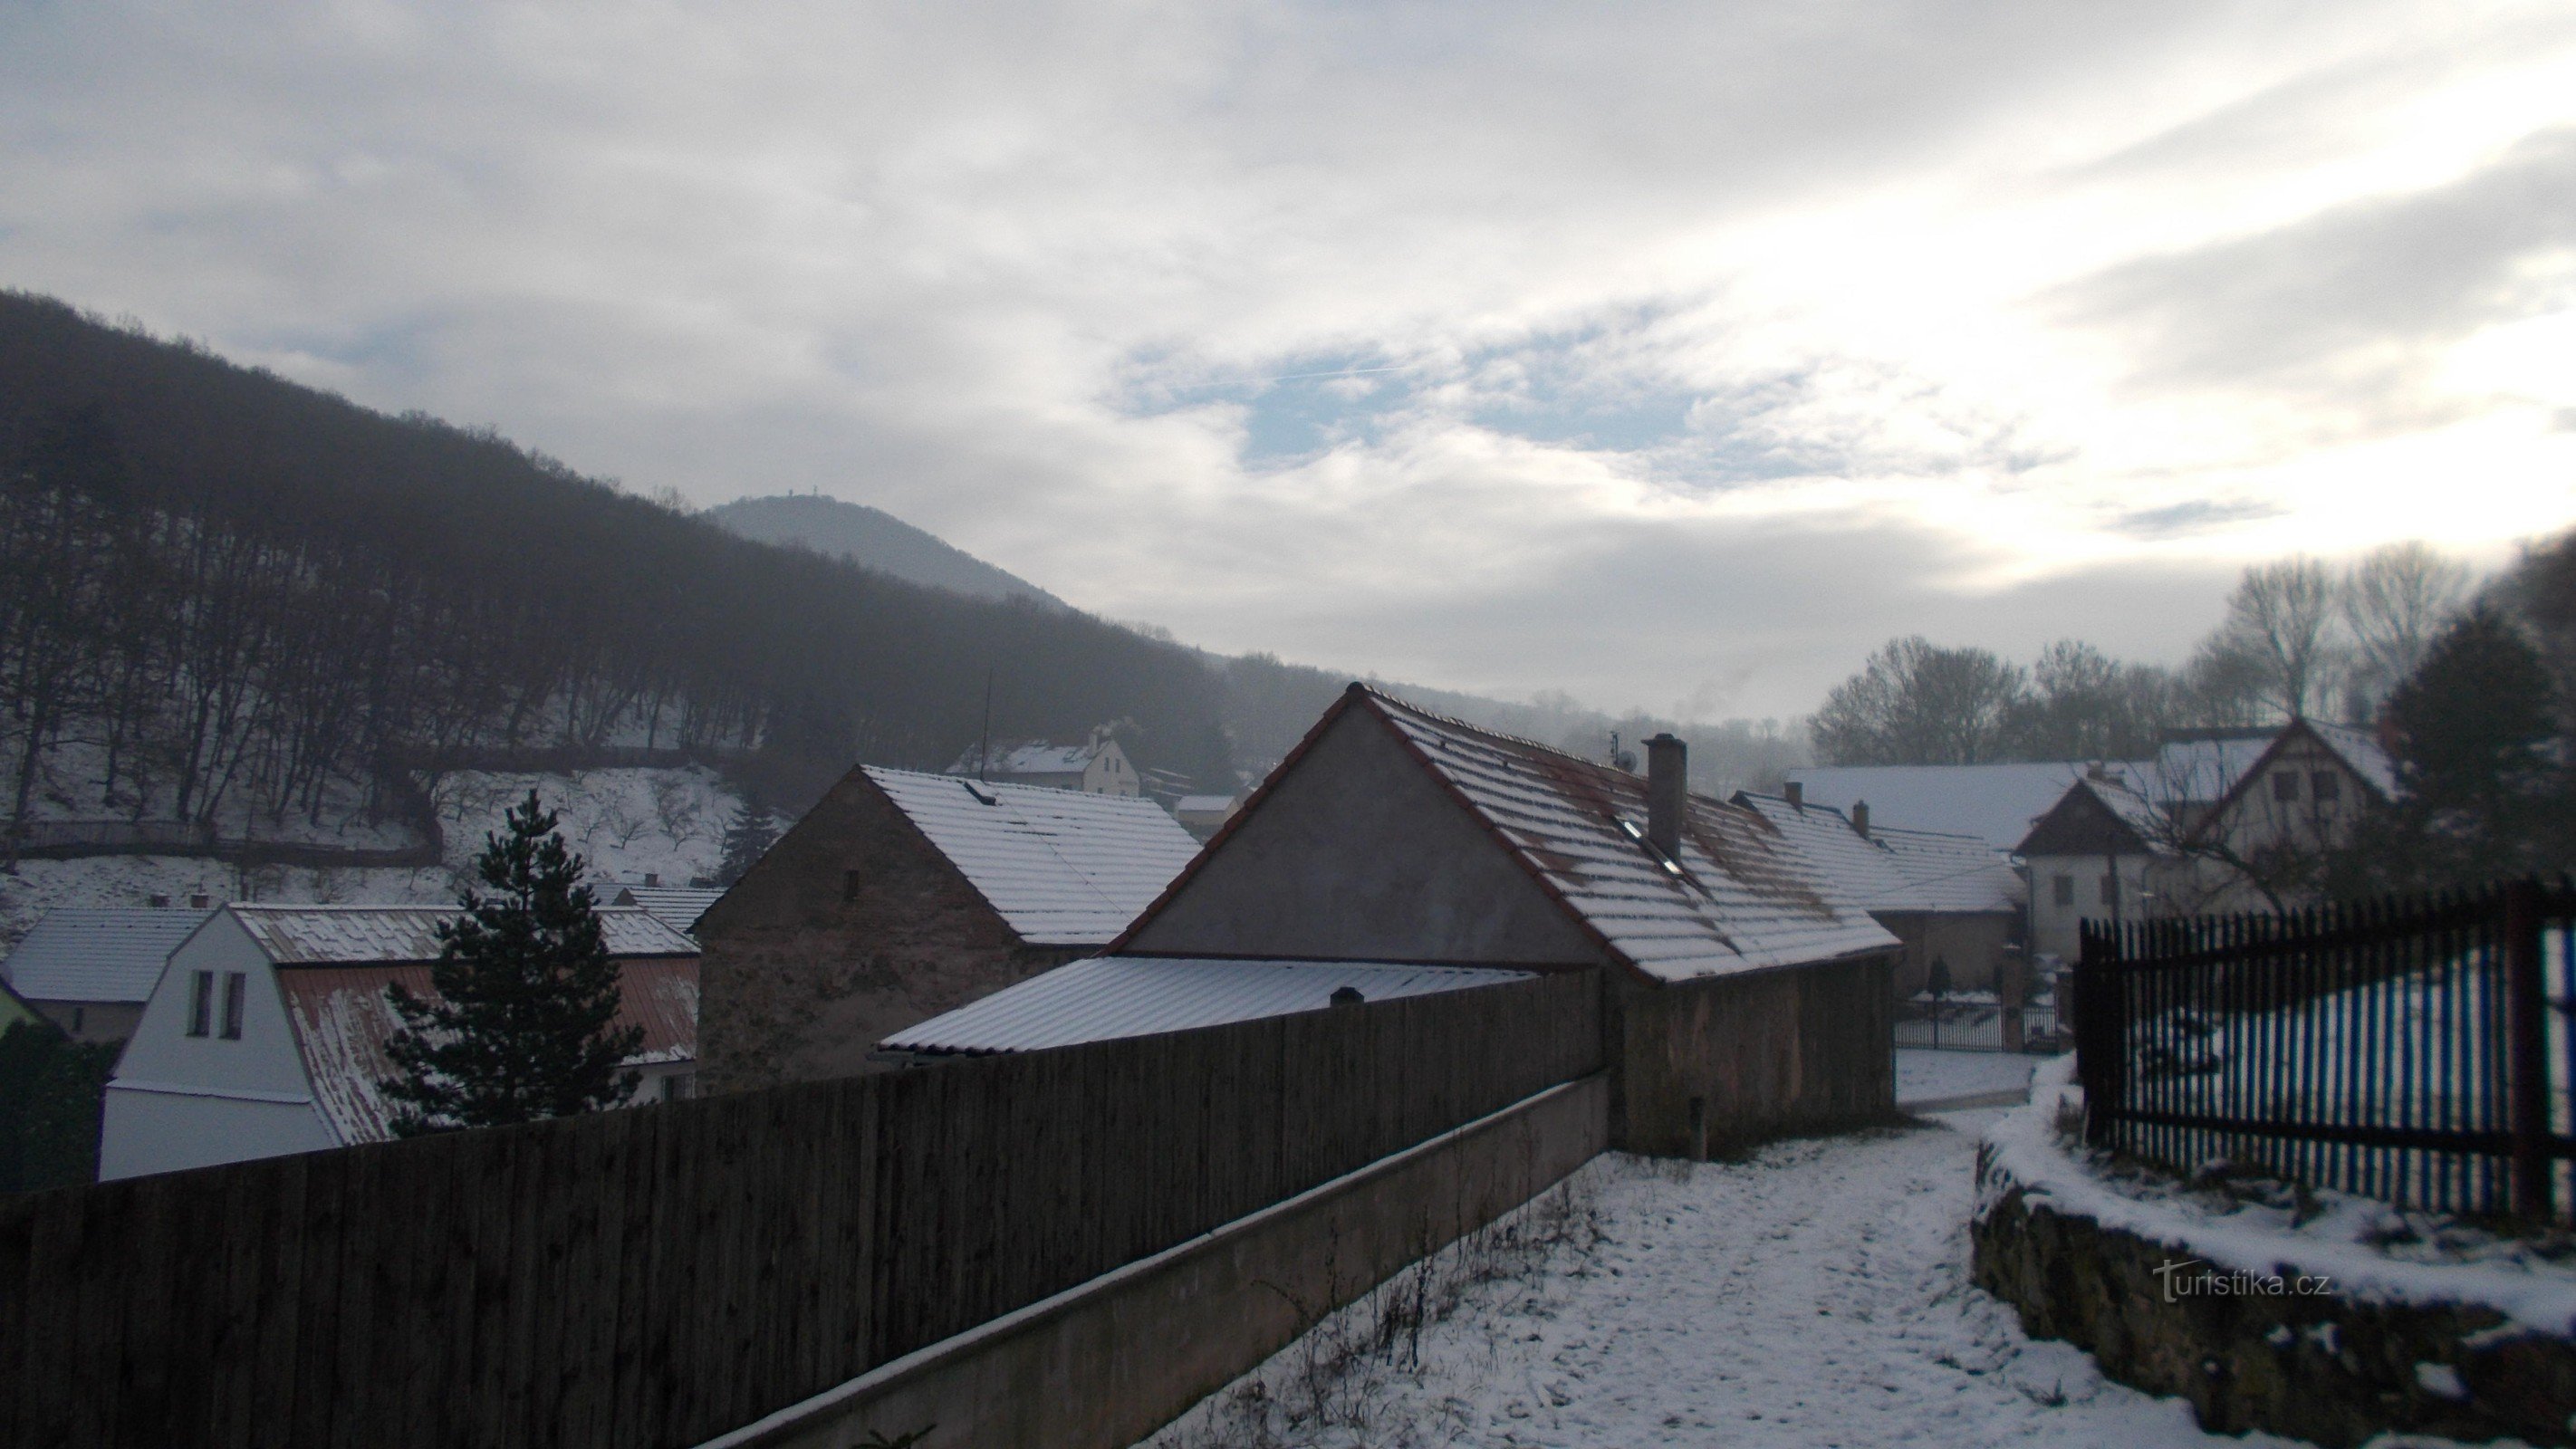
[245,313,442,382]
[1119,349,1429,468]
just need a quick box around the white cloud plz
[3,0,2571,716]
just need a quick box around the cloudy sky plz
[5,2,2573,719]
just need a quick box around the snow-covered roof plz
[610,885,726,935]
[1781,763,2118,853]
[229,905,699,965]
[1173,794,1236,813]
[2305,722,2399,800]
[2147,733,2275,805]
[1733,795,2022,915]
[276,958,697,1144]
[1358,690,1898,981]
[867,766,1203,946]
[1,908,213,1004]
[947,740,1102,778]
[878,955,1528,1055]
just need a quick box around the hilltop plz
[704,494,1068,611]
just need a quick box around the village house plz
[1732,789,2024,998]
[0,907,213,1048]
[694,763,1204,1090]
[1781,762,2104,853]
[1170,792,1241,840]
[610,877,726,936]
[947,726,1140,796]
[98,905,699,1181]
[887,686,1904,1156]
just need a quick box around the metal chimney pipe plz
[1646,734,1687,859]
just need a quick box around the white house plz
[947,728,1140,796]
[100,905,700,1181]
[0,907,213,1046]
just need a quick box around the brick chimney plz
[1646,734,1687,859]
[1783,780,1802,808]
[1850,801,1870,840]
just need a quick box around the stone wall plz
[697,766,1073,1091]
[1973,1147,2576,1447]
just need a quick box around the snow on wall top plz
[866,766,1202,946]
[277,958,697,1145]
[1783,763,2113,853]
[1735,795,2021,915]
[1360,690,1898,982]
[231,905,698,965]
[1,908,213,1003]
[879,955,1528,1055]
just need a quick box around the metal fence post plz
[2506,878,2552,1221]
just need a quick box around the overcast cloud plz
[5,0,2572,718]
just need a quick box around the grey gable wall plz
[1123,705,1606,967]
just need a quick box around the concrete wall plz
[701,1072,1610,1449]
[697,768,1075,1092]
[1605,954,1896,1156]
[1125,705,1606,968]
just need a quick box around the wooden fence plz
[2074,879,2571,1220]
[0,970,1600,1449]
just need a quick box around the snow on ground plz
[1896,1048,2036,1107]
[1150,1115,2342,1449]
[1,767,743,950]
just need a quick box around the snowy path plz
[1152,1111,2323,1448]
[1894,1049,2034,1107]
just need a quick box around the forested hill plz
[703,494,1069,611]
[0,292,1232,826]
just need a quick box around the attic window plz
[187,971,213,1037]
[220,973,245,1040]
[2311,771,2341,802]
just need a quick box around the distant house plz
[947,728,1140,796]
[2015,721,2398,958]
[610,879,726,936]
[1780,763,2102,853]
[98,906,699,1181]
[0,907,213,1047]
[695,764,1204,1090]
[1732,792,2023,997]
[1170,792,1241,841]
[892,686,1902,1155]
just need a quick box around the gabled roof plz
[1780,763,2118,852]
[1733,794,2020,915]
[2014,775,2173,859]
[878,955,1526,1055]
[1129,687,1897,983]
[610,885,726,935]
[2,908,213,1003]
[275,958,697,1144]
[2146,730,2277,805]
[228,905,698,965]
[867,766,1202,946]
[2182,717,2398,843]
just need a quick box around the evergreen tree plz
[380,791,644,1136]
[715,793,780,886]
[2336,606,2565,893]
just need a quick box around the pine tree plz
[380,791,645,1136]
[716,793,780,887]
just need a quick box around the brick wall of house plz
[696,768,1076,1092]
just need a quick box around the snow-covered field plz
[0,766,745,949]
[1896,1048,2036,1107]
[1149,1113,2343,1449]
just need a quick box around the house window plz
[841,869,863,903]
[2272,771,2300,801]
[71,1005,85,1034]
[2052,874,2075,907]
[2312,771,2341,803]
[187,971,214,1037]
[2099,875,2118,906]
[220,973,246,1040]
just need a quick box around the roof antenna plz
[977,667,995,782]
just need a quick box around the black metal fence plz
[2075,879,2572,1220]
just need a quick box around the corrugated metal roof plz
[1362,691,1898,982]
[1,908,212,1004]
[868,766,1202,946]
[878,955,1528,1055]
[1782,763,2116,852]
[231,905,698,965]
[610,886,726,935]
[1734,795,2021,915]
[277,957,696,1143]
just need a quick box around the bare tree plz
[2341,542,2468,719]
[2205,558,2344,722]
[1811,637,2028,765]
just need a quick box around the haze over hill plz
[704,494,1068,611]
